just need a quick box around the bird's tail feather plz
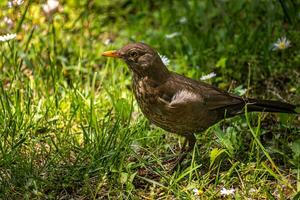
[223,98,299,117]
[245,98,298,114]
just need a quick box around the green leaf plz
[216,57,227,68]
[210,148,226,168]
[120,172,129,184]
[291,139,300,158]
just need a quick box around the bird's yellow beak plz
[101,50,120,58]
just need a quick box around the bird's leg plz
[177,134,196,164]
[185,133,196,152]
[168,134,196,171]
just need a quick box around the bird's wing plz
[160,73,244,112]
[200,86,243,110]
[156,79,223,131]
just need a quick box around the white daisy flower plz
[249,188,257,193]
[15,0,24,5]
[220,188,235,196]
[192,188,203,200]
[221,188,235,196]
[200,72,216,80]
[8,0,24,7]
[193,188,199,194]
[179,17,187,24]
[103,38,113,46]
[8,1,13,8]
[42,0,59,16]
[272,36,291,51]
[4,17,14,28]
[0,33,17,42]
[193,188,203,195]
[165,32,181,39]
[159,54,170,66]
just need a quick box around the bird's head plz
[102,43,169,80]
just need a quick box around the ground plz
[0,0,300,199]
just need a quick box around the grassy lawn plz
[0,0,300,199]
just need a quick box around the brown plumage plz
[102,42,298,167]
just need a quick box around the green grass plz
[0,0,300,199]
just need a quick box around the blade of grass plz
[245,105,294,191]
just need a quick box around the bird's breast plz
[133,79,168,125]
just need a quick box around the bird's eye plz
[129,51,138,58]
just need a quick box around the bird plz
[102,42,298,168]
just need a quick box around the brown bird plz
[102,42,298,167]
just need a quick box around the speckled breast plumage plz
[132,77,174,132]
